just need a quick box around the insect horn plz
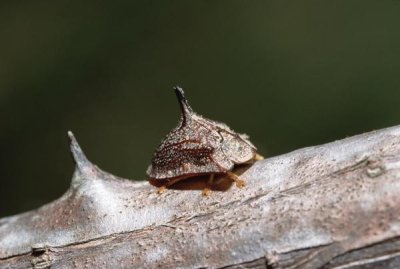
[174,86,193,123]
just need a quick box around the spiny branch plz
[2,126,400,268]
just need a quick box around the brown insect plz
[147,87,263,195]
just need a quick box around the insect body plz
[147,87,263,194]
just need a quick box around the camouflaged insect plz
[147,87,261,188]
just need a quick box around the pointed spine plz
[68,131,97,187]
[174,86,193,124]
[68,131,91,169]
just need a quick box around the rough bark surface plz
[1,126,400,269]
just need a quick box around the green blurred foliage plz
[1,1,400,217]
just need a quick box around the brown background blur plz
[1,1,400,217]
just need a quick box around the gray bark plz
[1,126,400,269]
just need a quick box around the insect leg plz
[202,188,212,196]
[226,171,246,188]
[243,153,265,164]
[156,177,185,194]
[207,174,215,185]
[202,174,215,196]
[157,186,166,194]
[254,153,264,161]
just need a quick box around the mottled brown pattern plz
[147,87,258,183]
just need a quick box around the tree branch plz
[2,126,400,268]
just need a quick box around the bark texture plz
[1,126,400,269]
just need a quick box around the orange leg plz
[202,188,212,196]
[254,153,265,161]
[157,185,166,194]
[202,174,215,196]
[243,153,265,164]
[156,177,185,194]
[227,171,246,188]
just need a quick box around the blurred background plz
[1,1,400,217]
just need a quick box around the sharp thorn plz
[173,86,193,120]
[68,131,92,171]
